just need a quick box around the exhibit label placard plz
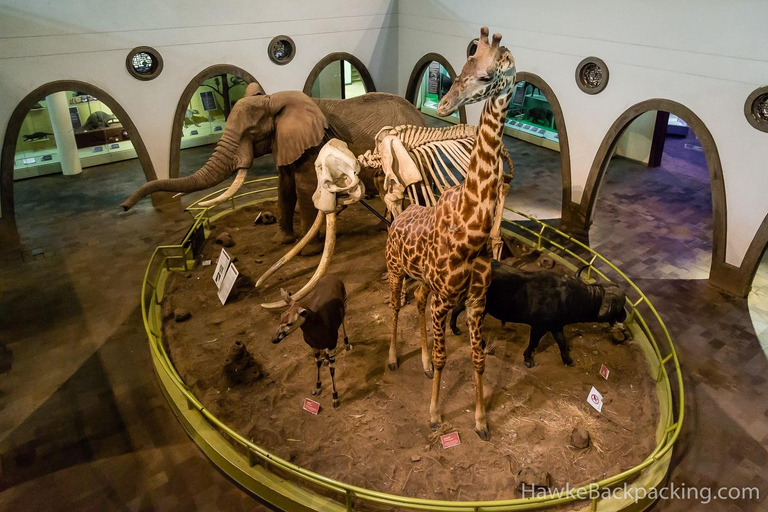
[217,263,239,305]
[587,386,604,413]
[440,431,461,449]
[600,364,610,380]
[213,248,231,288]
[303,398,321,415]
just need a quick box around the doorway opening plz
[590,110,715,279]
[303,53,375,100]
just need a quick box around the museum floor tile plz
[1,133,767,510]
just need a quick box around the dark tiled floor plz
[1,124,767,510]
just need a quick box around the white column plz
[45,92,82,176]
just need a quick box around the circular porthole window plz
[268,35,296,65]
[744,86,768,133]
[575,57,608,94]
[467,38,479,57]
[126,46,163,81]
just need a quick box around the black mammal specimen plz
[22,131,53,141]
[271,274,350,407]
[450,260,627,367]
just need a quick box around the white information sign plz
[217,263,239,305]
[212,248,231,288]
[587,386,604,413]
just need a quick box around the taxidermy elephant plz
[121,85,425,255]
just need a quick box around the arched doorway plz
[170,65,261,180]
[303,53,375,100]
[405,53,467,125]
[747,218,768,351]
[0,80,156,247]
[580,99,726,281]
[504,72,571,221]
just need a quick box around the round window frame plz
[744,86,768,133]
[268,35,296,65]
[575,56,609,95]
[126,46,163,81]
[467,38,479,58]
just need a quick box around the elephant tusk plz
[255,211,324,289]
[198,168,248,208]
[261,212,336,309]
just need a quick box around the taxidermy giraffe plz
[385,27,516,440]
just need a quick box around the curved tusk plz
[198,168,248,208]
[255,211,324,289]
[261,212,336,309]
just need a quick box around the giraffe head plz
[271,288,307,344]
[436,26,516,116]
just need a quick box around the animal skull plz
[374,128,424,217]
[312,139,365,214]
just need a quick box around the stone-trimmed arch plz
[577,99,728,288]
[515,71,572,212]
[404,53,467,124]
[0,80,156,245]
[169,64,260,179]
[715,213,768,297]
[302,52,376,98]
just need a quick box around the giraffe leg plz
[428,296,451,431]
[467,258,492,440]
[415,283,434,378]
[327,350,339,408]
[388,271,404,371]
[312,351,323,396]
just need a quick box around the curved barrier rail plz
[140,180,683,511]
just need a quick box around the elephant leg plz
[275,166,297,244]
[295,160,323,256]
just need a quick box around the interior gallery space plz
[0,1,767,511]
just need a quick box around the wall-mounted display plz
[575,56,608,94]
[126,46,163,81]
[744,86,768,133]
[13,91,136,180]
[268,35,295,65]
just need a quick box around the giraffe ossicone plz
[385,26,517,441]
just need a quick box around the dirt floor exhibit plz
[160,198,660,502]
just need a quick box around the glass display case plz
[181,74,250,150]
[14,92,136,179]
[415,62,459,122]
[503,81,559,151]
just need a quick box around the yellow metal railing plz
[140,180,683,511]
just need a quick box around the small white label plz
[217,263,239,305]
[600,364,610,380]
[201,260,212,267]
[212,248,231,288]
[587,386,603,413]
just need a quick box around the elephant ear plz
[269,91,328,167]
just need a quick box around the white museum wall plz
[0,0,399,207]
[397,0,768,268]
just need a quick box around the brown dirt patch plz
[161,199,659,502]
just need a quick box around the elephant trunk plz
[120,131,242,210]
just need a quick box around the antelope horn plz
[255,211,324,289]
[198,168,248,208]
[261,211,337,309]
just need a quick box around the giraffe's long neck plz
[459,82,513,230]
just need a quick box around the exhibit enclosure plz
[309,60,368,100]
[14,91,135,180]
[504,81,559,151]
[414,61,460,122]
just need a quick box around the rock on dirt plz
[570,426,590,449]
[215,232,235,247]
[537,255,555,269]
[516,467,552,492]
[174,308,191,322]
